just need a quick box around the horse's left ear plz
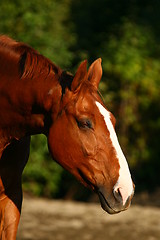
[88,58,102,88]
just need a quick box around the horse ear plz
[88,58,102,88]
[71,60,87,91]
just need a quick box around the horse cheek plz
[79,131,97,157]
[47,119,80,172]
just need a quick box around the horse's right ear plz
[88,58,102,89]
[71,60,87,92]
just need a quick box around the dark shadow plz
[0,137,30,212]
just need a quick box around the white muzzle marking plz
[96,101,134,205]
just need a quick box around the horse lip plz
[98,191,120,215]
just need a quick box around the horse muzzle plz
[97,183,135,214]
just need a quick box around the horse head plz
[48,58,134,214]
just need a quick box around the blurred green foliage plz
[22,135,63,198]
[0,0,74,68]
[0,0,160,198]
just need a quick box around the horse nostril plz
[113,187,123,203]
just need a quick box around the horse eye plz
[76,119,93,130]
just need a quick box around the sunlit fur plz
[0,36,134,239]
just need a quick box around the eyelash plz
[76,119,93,130]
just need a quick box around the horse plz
[0,35,134,239]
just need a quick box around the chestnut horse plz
[0,36,134,239]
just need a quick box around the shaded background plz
[0,0,160,201]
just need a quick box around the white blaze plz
[95,101,133,205]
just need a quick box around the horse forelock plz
[59,71,74,95]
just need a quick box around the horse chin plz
[98,191,120,215]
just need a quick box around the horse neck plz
[0,67,62,149]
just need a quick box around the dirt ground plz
[17,192,160,240]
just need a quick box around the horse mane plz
[0,35,75,96]
[0,35,62,81]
